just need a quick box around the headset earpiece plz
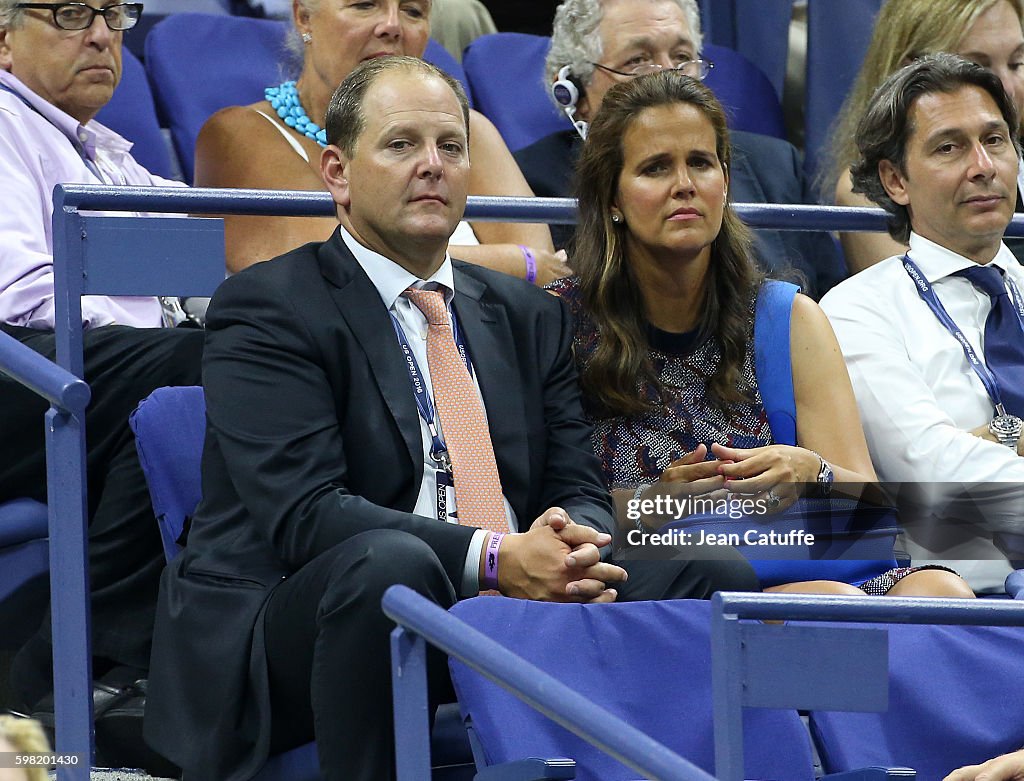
[551,66,589,140]
[551,66,579,108]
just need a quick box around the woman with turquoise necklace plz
[196,0,570,280]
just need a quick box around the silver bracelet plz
[632,483,650,532]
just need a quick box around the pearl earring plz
[302,32,312,43]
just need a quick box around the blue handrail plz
[0,330,90,412]
[382,585,717,781]
[52,183,1024,235]
[714,591,1024,625]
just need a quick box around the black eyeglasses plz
[15,2,143,31]
[589,58,714,80]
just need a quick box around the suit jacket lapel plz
[452,269,529,518]
[318,235,422,486]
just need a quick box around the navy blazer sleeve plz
[199,261,479,588]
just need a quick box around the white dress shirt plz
[0,71,185,330]
[820,233,1024,590]
[339,225,516,595]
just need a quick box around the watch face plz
[992,415,1023,437]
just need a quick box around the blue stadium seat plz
[700,0,793,101]
[462,33,785,154]
[96,48,177,180]
[810,624,1024,778]
[703,43,786,140]
[144,14,290,183]
[804,0,883,181]
[144,13,470,183]
[461,33,566,153]
[713,592,1024,781]
[129,385,474,781]
[448,598,816,781]
[0,496,50,649]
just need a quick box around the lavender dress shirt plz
[0,70,184,330]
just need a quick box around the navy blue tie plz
[956,265,1024,416]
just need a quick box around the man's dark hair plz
[324,55,471,157]
[850,52,1021,243]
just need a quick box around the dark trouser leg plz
[1,324,204,703]
[262,529,457,781]
[614,544,760,601]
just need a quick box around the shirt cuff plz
[460,528,490,597]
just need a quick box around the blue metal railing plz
[382,584,717,781]
[52,183,1024,234]
[39,183,1024,779]
[711,592,1024,781]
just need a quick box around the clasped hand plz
[495,507,625,603]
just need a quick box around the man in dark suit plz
[516,0,847,299]
[145,56,756,781]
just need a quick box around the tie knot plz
[957,265,1007,300]
[403,286,449,325]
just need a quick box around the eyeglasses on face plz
[15,2,143,31]
[588,58,714,81]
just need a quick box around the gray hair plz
[545,0,702,107]
[0,0,25,28]
[851,52,1021,243]
[325,55,469,156]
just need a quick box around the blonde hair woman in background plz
[197,0,570,282]
[826,0,1024,273]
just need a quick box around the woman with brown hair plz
[552,70,974,596]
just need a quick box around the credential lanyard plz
[902,253,1024,416]
[389,298,474,475]
[0,83,107,183]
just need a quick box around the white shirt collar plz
[336,223,455,310]
[906,232,1017,282]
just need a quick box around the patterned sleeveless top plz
[549,277,774,490]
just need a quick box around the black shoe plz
[29,679,135,730]
[95,679,181,778]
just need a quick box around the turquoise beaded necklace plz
[265,80,327,146]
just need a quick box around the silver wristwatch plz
[989,414,1023,450]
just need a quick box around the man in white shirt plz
[0,0,203,741]
[820,53,1024,592]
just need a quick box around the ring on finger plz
[765,489,782,509]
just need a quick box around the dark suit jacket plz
[144,232,615,779]
[514,129,848,299]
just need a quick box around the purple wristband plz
[482,531,505,590]
[518,245,538,285]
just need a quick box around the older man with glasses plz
[514,0,846,298]
[0,1,202,769]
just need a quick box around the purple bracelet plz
[518,245,538,285]
[482,531,505,590]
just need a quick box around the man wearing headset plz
[514,0,846,299]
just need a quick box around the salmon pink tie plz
[403,287,509,533]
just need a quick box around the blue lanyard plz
[389,297,473,473]
[0,83,107,183]
[902,253,1024,416]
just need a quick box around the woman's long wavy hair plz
[573,71,759,419]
